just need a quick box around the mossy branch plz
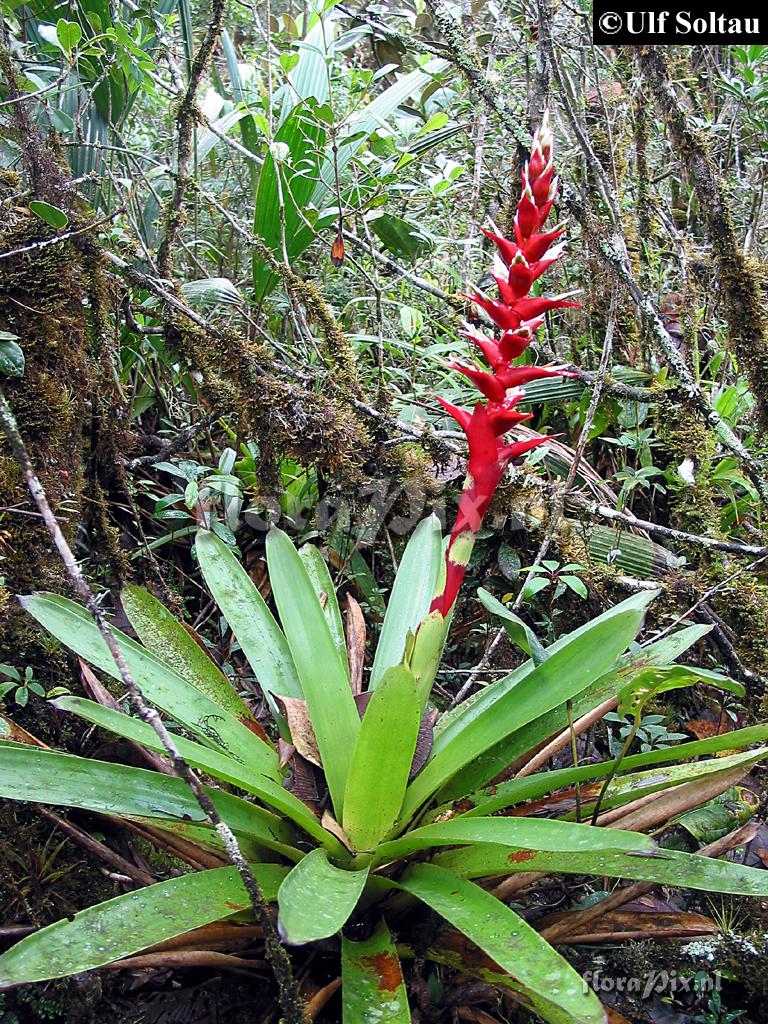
[637,47,768,435]
[156,0,228,279]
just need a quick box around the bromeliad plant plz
[3,121,768,1024]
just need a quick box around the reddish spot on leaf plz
[360,951,402,992]
[507,849,536,863]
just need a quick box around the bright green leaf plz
[0,865,286,986]
[343,665,421,851]
[28,200,68,229]
[277,849,368,944]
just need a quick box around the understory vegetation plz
[2,1,768,1022]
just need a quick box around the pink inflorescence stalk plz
[431,113,579,618]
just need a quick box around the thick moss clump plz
[0,205,89,641]
[657,406,721,539]
[164,316,374,486]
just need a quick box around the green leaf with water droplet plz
[399,863,605,1024]
[342,920,411,1023]
[0,339,24,377]
[0,865,287,985]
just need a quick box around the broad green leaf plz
[436,841,768,897]
[0,339,24,377]
[0,864,286,986]
[278,3,336,124]
[370,515,442,689]
[374,815,654,864]
[343,666,421,852]
[477,588,547,664]
[195,530,302,726]
[121,584,256,725]
[342,921,411,1023]
[267,529,360,817]
[20,593,279,778]
[450,724,768,819]
[399,864,604,1024]
[277,849,369,944]
[0,745,298,858]
[439,617,707,800]
[402,592,657,819]
[299,543,347,674]
[53,696,343,854]
[28,200,68,229]
[252,102,327,300]
[56,18,81,53]
[369,213,433,259]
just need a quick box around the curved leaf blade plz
[399,864,604,1024]
[121,584,256,725]
[436,842,768,897]
[343,665,421,852]
[0,865,286,986]
[370,515,442,689]
[0,745,297,857]
[450,724,768,819]
[196,529,302,721]
[440,619,716,800]
[266,528,360,816]
[299,543,347,674]
[53,696,343,853]
[374,815,654,864]
[277,849,368,944]
[20,593,279,779]
[402,592,657,818]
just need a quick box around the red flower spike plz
[462,325,504,369]
[506,252,533,299]
[481,227,518,266]
[515,187,540,240]
[428,113,579,623]
[521,226,566,263]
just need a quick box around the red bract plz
[430,112,579,619]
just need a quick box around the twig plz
[0,388,307,1024]
[571,499,768,559]
[37,807,157,887]
[0,209,125,261]
[156,0,227,278]
[124,413,219,470]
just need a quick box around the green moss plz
[657,406,721,538]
